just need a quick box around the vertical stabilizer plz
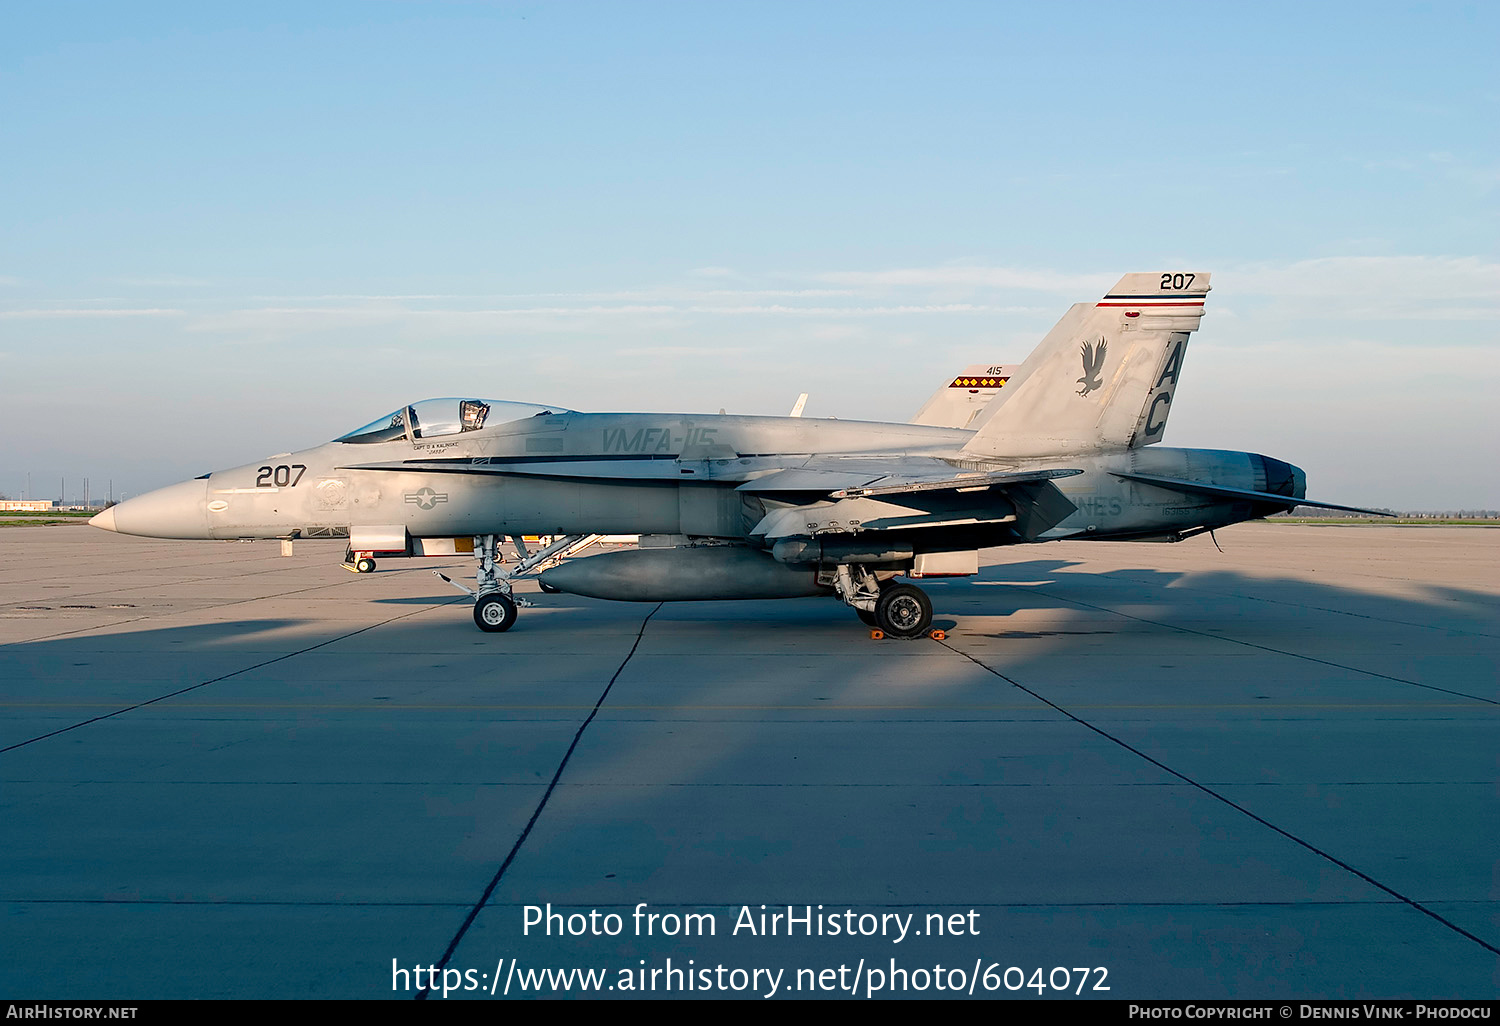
[960,272,1210,458]
[910,363,1018,428]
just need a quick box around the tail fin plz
[960,272,1211,458]
[910,363,1019,428]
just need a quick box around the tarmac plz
[1,522,1496,1000]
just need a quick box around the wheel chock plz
[929,629,947,640]
[869,629,885,640]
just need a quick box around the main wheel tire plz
[856,607,879,628]
[876,583,932,639]
[355,557,376,573]
[473,593,518,633]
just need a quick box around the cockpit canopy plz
[335,398,572,444]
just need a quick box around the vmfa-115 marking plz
[92,272,1380,636]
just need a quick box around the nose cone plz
[91,478,210,538]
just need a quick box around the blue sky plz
[3,2,1496,508]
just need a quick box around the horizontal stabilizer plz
[1111,471,1393,516]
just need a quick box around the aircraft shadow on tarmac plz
[1,558,1496,998]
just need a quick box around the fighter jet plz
[91,272,1381,637]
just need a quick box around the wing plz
[737,459,1077,497]
[743,458,1082,544]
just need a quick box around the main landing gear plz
[833,564,934,639]
[875,583,934,638]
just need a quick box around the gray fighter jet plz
[92,272,1380,637]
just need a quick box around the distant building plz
[0,500,55,511]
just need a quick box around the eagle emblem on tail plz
[1076,337,1106,396]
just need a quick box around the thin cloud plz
[782,256,1500,324]
[682,303,1037,316]
[244,287,859,303]
[809,266,1102,293]
[1277,257,1483,299]
[111,275,212,287]
[0,308,186,319]
[618,345,750,357]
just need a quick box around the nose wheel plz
[473,592,518,632]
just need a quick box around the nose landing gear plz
[473,591,518,632]
[432,534,604,632]
[470,534,520,633]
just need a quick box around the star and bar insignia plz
[404,488,449,510]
